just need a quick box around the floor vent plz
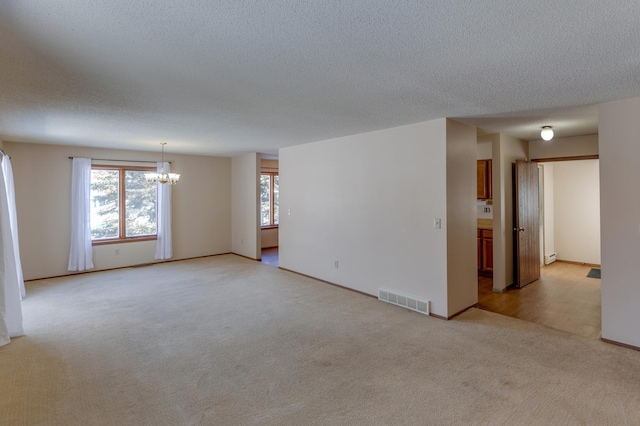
[545,253,557,265]
[378,289,430,316]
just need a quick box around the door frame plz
[533,155,601,269]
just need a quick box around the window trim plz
[91,165,158,245]
[260,172,279,228]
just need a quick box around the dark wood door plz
[514,160,540,288]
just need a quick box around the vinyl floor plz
[478,261,601,339]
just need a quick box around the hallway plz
[260,247,279,267]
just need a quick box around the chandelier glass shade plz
[145,169,180,185]
[145,143,180,185]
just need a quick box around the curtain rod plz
[68,157,171,164]
[0,148,10,159]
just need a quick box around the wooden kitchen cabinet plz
[478,229,493,276]
[477,159,492,200]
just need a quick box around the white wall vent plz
[545,253,557,265]
[378,289,430,316]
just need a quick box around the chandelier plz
[145,142,180,185]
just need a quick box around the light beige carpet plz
[2,254,640,425]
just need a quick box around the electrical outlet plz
[334,260,339,269]
[115,249,120,255]
[433,218,441,229]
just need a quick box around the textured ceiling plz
[1,1,639,156]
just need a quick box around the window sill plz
[92,236,157,246]
[261,225,279,230]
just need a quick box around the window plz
[90,166,157,243]
[260,173,279,227]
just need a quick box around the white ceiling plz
[1,1,639,156]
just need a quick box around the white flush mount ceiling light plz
[145,142,180,185]
[540,126,554,141]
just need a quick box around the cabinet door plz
[486,160,492,199]
[478,233,482,270]
[477,160,492,200]
[482,236,493,272]
[477,160,488,199]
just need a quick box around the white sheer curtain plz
[68,158,94,271]
[155,161,173,260]
[1,155,25,300]
[0,154,24,346]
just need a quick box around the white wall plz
[552,160,600,265]
[529,134,598,160]
[6,142,232,281]
[231,153,260,259]
[261,228,278,248]
[280,120,455,316]
[446,119,478,315]
[477,135,492,160]
[598,97,640,348]
[261,159,279,172]
[541,163,555,261]
[492,134,528,291]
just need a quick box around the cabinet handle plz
[513,228,525,232]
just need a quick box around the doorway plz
[261,247,279,267]
[478,157,601,339]
[538,159,601,268]
[259,156,279,266]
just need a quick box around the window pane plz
[273,175,279,225]
[125,170,157,237]
[260,174,271,226]
[90,169,120,240]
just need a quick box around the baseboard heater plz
[378,289,430,316]
[545,253,557,265]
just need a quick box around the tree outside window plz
[260,173,279,227]
[90,167,157,242]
